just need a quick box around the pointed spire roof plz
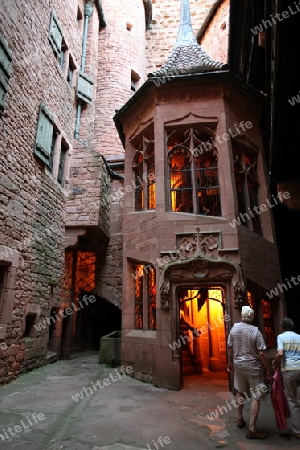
[148,0,227,78]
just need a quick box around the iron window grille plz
[233,145,262,235]
[167,127,221,216]
[132,135,156,211]
[132,263,156,331]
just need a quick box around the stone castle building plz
[0,0,287,389]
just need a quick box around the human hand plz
[227,363,233,372]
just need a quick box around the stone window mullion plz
[190,136,198,214]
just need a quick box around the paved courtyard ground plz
[0,352,299,450]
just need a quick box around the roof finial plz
[148,0,228,78]
[175,0,196,47]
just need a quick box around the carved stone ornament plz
[234,282,247,309]
[191,260,209,278]
[158,227,246,310]
[160,280,170,310]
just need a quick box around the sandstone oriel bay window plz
[133,136,156,211]
[167,128,221,216]
[133,263,156,330]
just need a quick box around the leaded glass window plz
[134,264,143,329]
[167,127,220,215]
[133,152,144,210]
[234,154,247,216]
[132,134,155,211]
[247,160,262,235]
[145,144,156,210]
[232,144,262,235]
[147,267,156,330]
[261,298,276,348]
[132,263,156,330]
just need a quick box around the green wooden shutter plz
[77,72,94,103]
[0,34,12,113]
[48,9,63,56]
[34,104,54,166]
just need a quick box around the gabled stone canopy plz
[148,0,228,77]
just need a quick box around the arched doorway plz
[178,286,228,382]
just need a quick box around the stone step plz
[45,351,58,364]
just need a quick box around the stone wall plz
[97,178,124,308]
[0,0,107,383]
[95,0,148,157]
[198,0,229,64]
[66,143,110,235]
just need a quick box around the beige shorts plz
[234,371,268,400]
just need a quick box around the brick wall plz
[97,178,124,308]
[0,0,108,383]
[66,143,110,234]
[198,0,229,64]
[95,0,147,157]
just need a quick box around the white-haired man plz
[227,306,272,439]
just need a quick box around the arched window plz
[169,148,192,212]
[167,127,221,216]
[145,143,156,210]
[132,262,156,331]
[233,144,262,235]
[132,135,156,211]
[233,153,247,216]
[133,152,144,211]
[247,160,262,235]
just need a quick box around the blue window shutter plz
[77,72,94,103]
[49,9,63,56]
[0,34,12,113]
[34,104,54,166]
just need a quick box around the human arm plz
[227,346,233,371]
[272,335,284,368]
[256,330,272,378]
[273,350,283,367]
[258,350,272,378]
[227,332,234,371]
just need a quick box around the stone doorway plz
[178,287,228,384]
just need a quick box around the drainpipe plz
[74,1,94,139]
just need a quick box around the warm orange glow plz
[136,264,143,278]
[75,251,96,300]
[179,288,226,371]
[247,290,255,309]
[171,172,184,211]
[148,183,156,209]
[61,251,74,303]
[208,289,223,303]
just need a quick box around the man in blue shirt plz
[274,317,300,439]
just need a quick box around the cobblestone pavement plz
[0,352,299,450]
